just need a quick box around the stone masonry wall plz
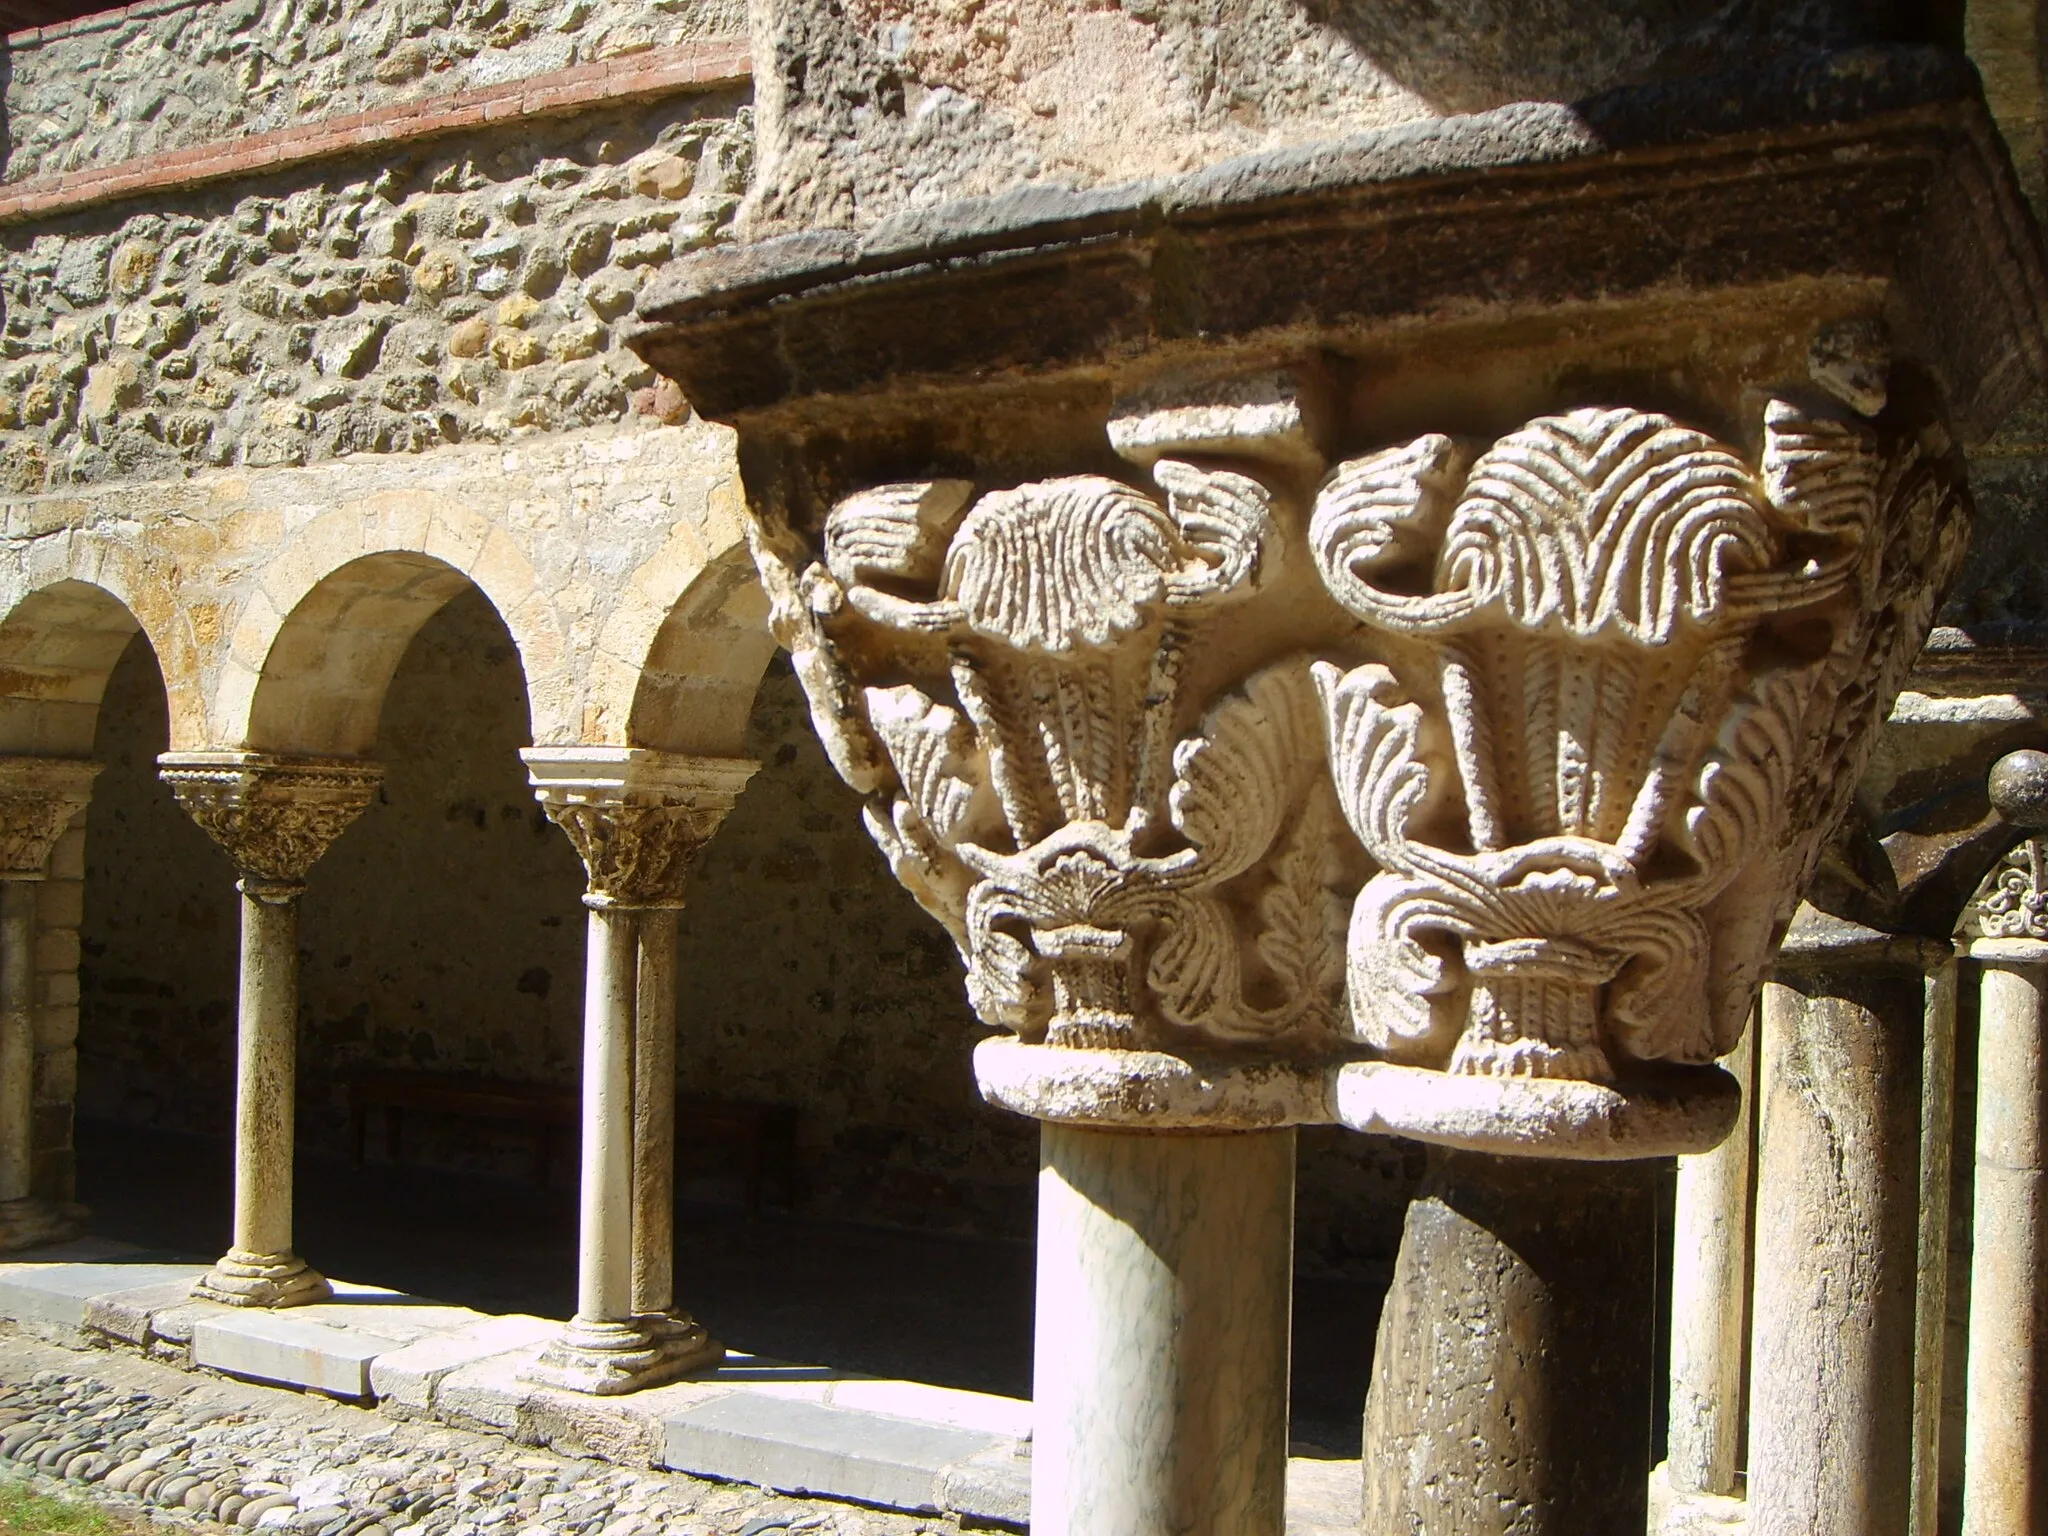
[3,0,745,185]
[0,89,750,492]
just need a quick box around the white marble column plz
[1962,941,2048,1536]
[159,752,381,1308]
[1033,1124,1294,1536]
[522,747,757,1394]
[0,758,100,1253]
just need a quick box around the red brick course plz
[0,35,752,227]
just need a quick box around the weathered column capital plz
[729,357,1966,1155]
[1961,749,2048,962]
[0,757,100,881]
[521,747,760,909]
[157,751,383,898]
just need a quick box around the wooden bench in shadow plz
[347,1069,798,1213]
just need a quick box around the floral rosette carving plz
[1310,396,1966,1083]
[751,441,1356,1055]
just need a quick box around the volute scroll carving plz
[521,748,761,909]
[1310,392,1968,1086]
[745,355,1969,1146]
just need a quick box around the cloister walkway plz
[68,1121,1381,1457]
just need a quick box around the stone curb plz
[0,1256,1033,1528]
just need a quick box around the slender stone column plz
[521,747,757,1395]
[0,757,99,1253]
[1960,749,2048,1536]
[159,752,381,1308]
[1664,1029,1756,1503]
[633,908,679,1317]
[1746,914,1950,1536]
[1032,1124,1294,1536]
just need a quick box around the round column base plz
[0,1196,88,1255]
[193,1248,332,1309]
[521,1315,724,1396]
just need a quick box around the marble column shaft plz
[579,904,638,1327]
[1748,936,1948,1536]
[1032,1125,1294,1536]
[1962,941,2048,1536]
[230,883,302,1263]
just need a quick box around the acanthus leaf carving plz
[1310,397,1964,1084]
[522,750,760,909]
[753,435,1353,1056]
[0,758,102,879]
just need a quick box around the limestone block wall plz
[0,92,751,493]
[29,812,86,1201]
[3,0,745,185]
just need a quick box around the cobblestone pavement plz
[0,1332,958,1536]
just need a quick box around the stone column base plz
[521,1314,723,1396]
[0,1196,88,1254]
[192,1248,332,1308]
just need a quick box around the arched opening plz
[0,581,193,1232]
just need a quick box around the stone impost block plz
[660,1392,1007,1512]
[191,1309,413,1398]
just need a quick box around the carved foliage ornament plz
[750,372,1963,1083]
[0,757,101,879]
[523,752,760,908]
[158,754,383,893]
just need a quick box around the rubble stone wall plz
[0,90,751,494]
[3,0,745,185]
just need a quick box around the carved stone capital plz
[522,748,760,908]
[0,757,101,880]
[740,351,1968,1152]
[1961,750,2048,956]
[157,752,383,895]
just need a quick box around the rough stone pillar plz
[521,747,757,1395]
[0,757,99,1252]
[1746,914,1951,1536]
[1960,749,2048,1536]
[1365,1152,1661,1536]
[158,752,381,1308]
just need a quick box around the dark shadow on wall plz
[78,629,238,1133]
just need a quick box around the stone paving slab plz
[368,1313,558,1416]
[660,1391,1006,1512]
[0,1264,209,1344]
[191,1309,418,1399]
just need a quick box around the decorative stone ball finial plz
[1990,749,2048,831]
